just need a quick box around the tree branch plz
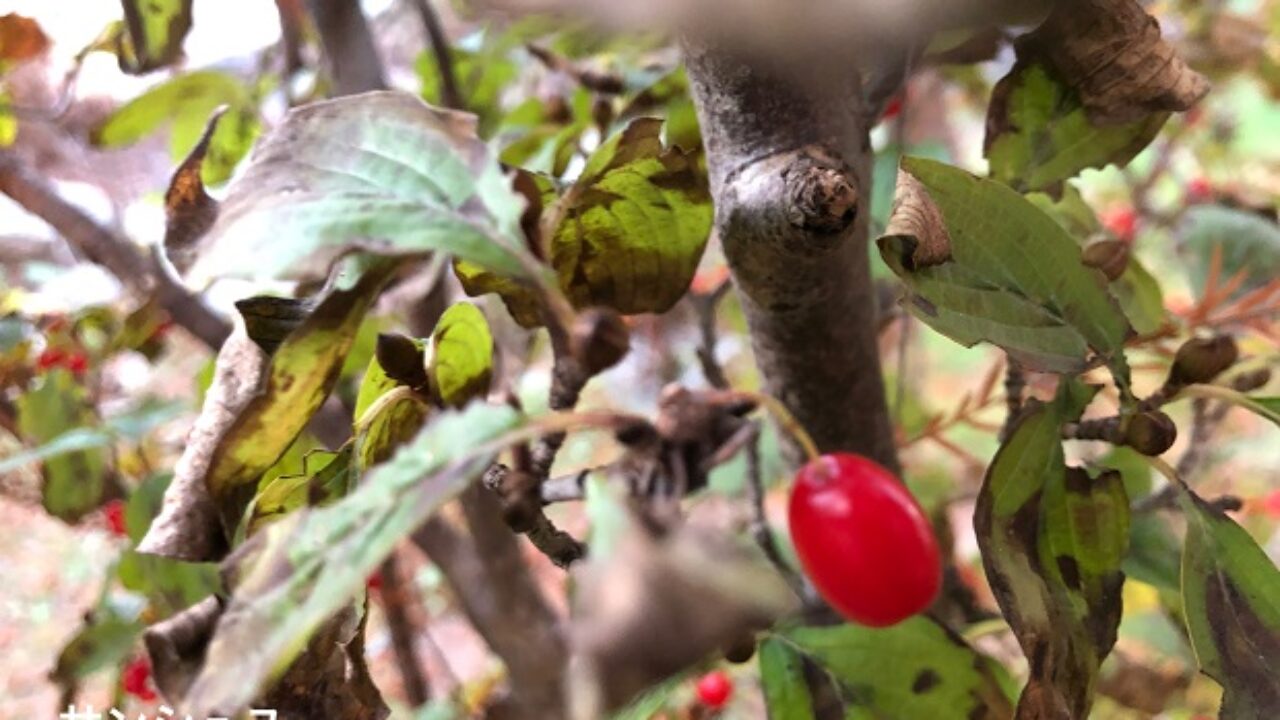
[685,44,899,472]
[305,0,388,95]
[411,0,463,110]
[0,149,231,350]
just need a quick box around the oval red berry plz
[694,670,732,709]
[788,453,941,627]
[121,656,157,701]
[36,348,66,371]
[104,499,128,538]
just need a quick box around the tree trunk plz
[685,43,899,473]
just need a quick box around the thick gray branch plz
[685,44,898,472]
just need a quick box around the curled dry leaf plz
[0,13,50,62]
[1016,0,1209,126]
[164,108,225,275]
[568,504,795,717]
[884,168,952,270]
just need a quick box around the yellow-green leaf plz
[429,303,494,407]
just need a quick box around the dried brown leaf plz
[164,108,226,275]
[885,168,952,270]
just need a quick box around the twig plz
[738,420,801,594]
[377,550,431,707]
[411,0,464,110]
[692,279,732,390]
[0,149,231,350]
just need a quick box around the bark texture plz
[685,44,899,472]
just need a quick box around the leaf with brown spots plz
[976,379,1128,719]
[1178,484,1280,719]
[783,618,1015,718]
[164,107,225,274]
[138,261,395,562]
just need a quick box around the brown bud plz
[591,96,615,131]
[497,469,542,533]
[1123,411,1177,456]
[375,333,428,388]
[1170,335,1238,386]
[1081,239,1131,282]
[571,307,630,375]
[1232,367,1272,392]
[722,632,757,664]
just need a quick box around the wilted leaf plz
[459,118,712,325]
[784,619,1015,718]
[1011,0,1208,126]
[1178,484,1280,718]
[139,264,392,561]
[92,71,258,185]
[986,62,1167,193]
[16,369,109,522]
[878,157,1133,389]
[429,303,494,407]
[0,12,49,61]
[1182,205,1280,297]
[759,637,815,720]
[976,380,1128,719]
[118,0,192,72]
[182,403,520,717]
[180,91,535,289]
[163,108,224,272]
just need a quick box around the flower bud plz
[375,333,428,388]
[1082,239,1130,282]
[1169,335,1238,386]
[571,307,630,375]
[1124,410,1177,456]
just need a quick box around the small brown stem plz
[1000,358,1025,441]
[377,550,431,707]
[693,279,733,390]
[411,0,463,110]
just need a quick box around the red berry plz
[880,96,903,122]
[1101,207,1138,243]
[1187,177,1213,203]
[788,453,941,627]
[150,319,176,342]
[366,572,382,592]
[121,656,157,701]
[694,670,732,709]
[1261,489,1280,519]
[65,351,89,375]
[36,348,66,371]
[104,499,128,538]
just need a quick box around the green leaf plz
[878,157,1133,390]
[759,637,814,720]
[119,0,192,72]
[16,369,108,522]
[1178,485,1280,718]
[1183,204,1280,297]
[986,63,1166,192]
[50,603,143,685]
[117,551,221,620]
[459,118,712,325]
[416,45,517,132]
[183,403,522,718]
[91,70,258,184]
[429,303,494,407]
[975,380,1127,718]
[1109,259,1166,336]
[182,91,535,288]
[247,448,353,536]
[784,618,1015,718]
[608,672,684,720]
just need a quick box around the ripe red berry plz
[366,572,383,592]
[1186,177,1213,203]
[694,670,732,709]
[36,347,66,371]
[65,351,89,375]
[121,656,157,701]
[788,453,941,627]
[104,499,128,538]
[1101,207,1138,243]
